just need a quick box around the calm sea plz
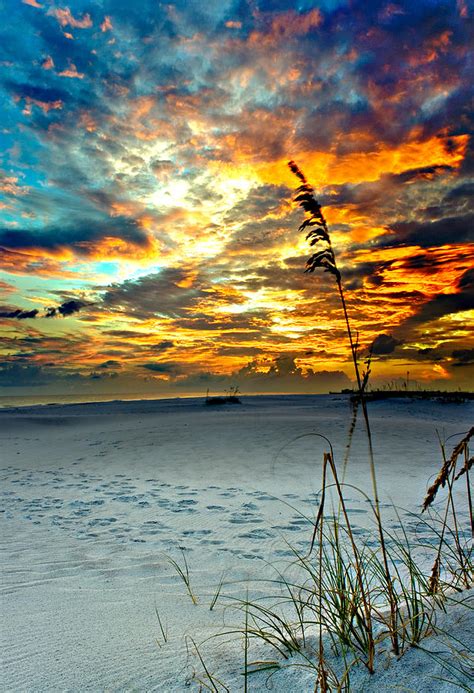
[0,392,187,409]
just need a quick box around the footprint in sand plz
[88,517,118,527]
[238,528,274,540]
[272,524,303,532]
[169,500,198,513]
[254,493,274,501]
[200,539,224,546]
[228,512,263,525]
[242,502,259,510]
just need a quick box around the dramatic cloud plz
[452,348,474,367]
[0,308,39,319]
[0,362,83,387]
[0,299,87,320]
[0,0,472,393]
[45,299,87,318]
[370,334,400,355]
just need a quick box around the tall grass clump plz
[196,431,472,690]
[423,426,473,594]
[288,160,400,654]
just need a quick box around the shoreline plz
[0,391,349,412]
[2,388,474,412]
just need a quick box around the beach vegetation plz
[171,164,472,691]
[167,548,198,605]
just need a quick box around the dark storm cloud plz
[443,182,474,207]
[0,299,87,320]
[0,363,48,387]
[4,81,69,105]
[451,348,474,367]
[98,360,122,369]
[142,362,183,374]
[235,354,352,392]
[322,165,455,213]
[103,330,146,338]
[0,361,84,387]
[384,214,473,249]
[100,268,208,319]
[151,341,175,351]
[175,309,273,334]
[339,261,390,290]
[45,300,87,317]
[370,334,400,355]
[89,370,118,380]
[0,218,150,254]
[224,184,289,224]
[0,307,39,319]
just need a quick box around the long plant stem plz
[317,456,328,692]
[465,459,473,538]
[336,276,400,656]
[461,443,473,538]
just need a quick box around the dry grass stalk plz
[454,455,473,482]
[425,429,473,592]
[422,426,474,512]
[428,556,440,596]
[317,455,329,692]
[458,447,473,537]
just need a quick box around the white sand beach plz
[1,395,472,691]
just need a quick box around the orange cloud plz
[457,0,469,18]
[433,363,450,378]
[74,235,160,262]
[270,8,323,37]
[0,175,28,195]
[100,16,113,32]
[78,111,97,132]
[41,55,54,70]
[48,7,92,29]
[18,96,63,115]
[248,8,323,46]
[241,133,469,188]
[0,248,78,278]
[58,63,84,79]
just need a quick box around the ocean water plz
[0,392,184,409]
[0,390,325,409]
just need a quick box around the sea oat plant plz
[423,427,474,593]
[288,160,401,655]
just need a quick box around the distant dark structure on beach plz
[332,389,473,404]
[205,386,242,406]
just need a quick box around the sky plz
[0,0,473,397]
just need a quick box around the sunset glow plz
[1,0,472,397]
